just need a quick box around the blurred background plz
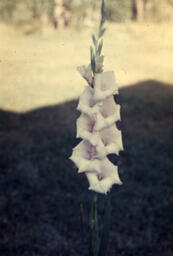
[0,0,173,255]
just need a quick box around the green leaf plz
[90,46,94,63]
[98,27,106,38]
[92,34,97,48]
[90,46,94,60]
[97,39,103,55]
[101,0,106,19]
[101,0,106,24]
[90,46,95,73]
[91,55,96,74]
[98,194,111,256]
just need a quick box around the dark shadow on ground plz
[0,80,173,256]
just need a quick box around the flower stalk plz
[98,194,111,256]
[89,193,99,256]
[70,0,123,194]
[70,0,123,255]
[90,0,106,74]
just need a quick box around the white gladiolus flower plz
[76,113,100,146]
[77,65,93,85]
[100,125,123,155]
[70,68,123,194]
[77,86,98,117]
[94,71,118,100]
[70,140,101,174]
[86,159,122,194]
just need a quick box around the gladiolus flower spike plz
[70,0,123,195]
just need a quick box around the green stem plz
[98,194,111,256]
[89,193,99,256]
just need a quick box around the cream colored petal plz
[71,140,90,159]
[77,65,86,77]
[99,96,120,118]
[76,114,119,157]
[93,97,121,131]
[93,109,120,131]
[77,86,93,110]
[78,160,100,173]
[100,158,122,183]
[86,158,122,194]
[94,71,118,101]
[100,124,123,154]
[88,175,116,194]
[76,113,99,145]
[70,140,101,173]
[77,65,93,85]
[77,86,99,116]
[94,139,107,158]
[76,113,108,157]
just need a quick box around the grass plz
[0,23,173,255]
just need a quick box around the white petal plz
[100,124,123,154]
[76,115,108,158]
[94,139,107,158]
[86,158,122,194]
[100,158,122,183]
[77,65,86,77]
[76,113,99,145]
[70,140,101,173]
[99,96,120,118]
[77,86,99,116]
[94,71,118,101]
[88,175,116,194]
[77,86,93,109]
[77,65,93,85]
[93,108,120,131]
[93,96,121,131]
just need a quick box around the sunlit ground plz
[0,22,173,112]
